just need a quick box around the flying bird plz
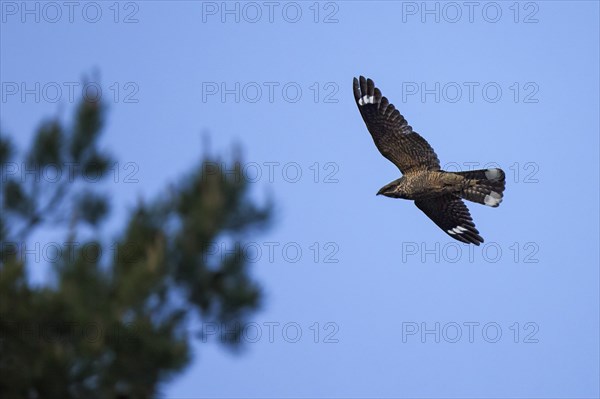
[353,76,505,245]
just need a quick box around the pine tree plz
[0,92,271,398]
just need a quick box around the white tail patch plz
[484,191,502,206]
[485,168,502,181]
[358,95,375,105]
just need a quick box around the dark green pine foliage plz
[0,94,271,398]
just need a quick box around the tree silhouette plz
[0,92,271,398]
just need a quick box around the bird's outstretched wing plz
[415,195,484,245]
[353,76,440,174]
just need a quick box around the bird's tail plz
[454,168,506,207]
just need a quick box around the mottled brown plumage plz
[353,76,506,245]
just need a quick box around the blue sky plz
[2,1,599,398]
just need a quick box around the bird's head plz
[376,178,404,198]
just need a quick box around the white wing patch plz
[447,226,468,235]
[358,95,375,106]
